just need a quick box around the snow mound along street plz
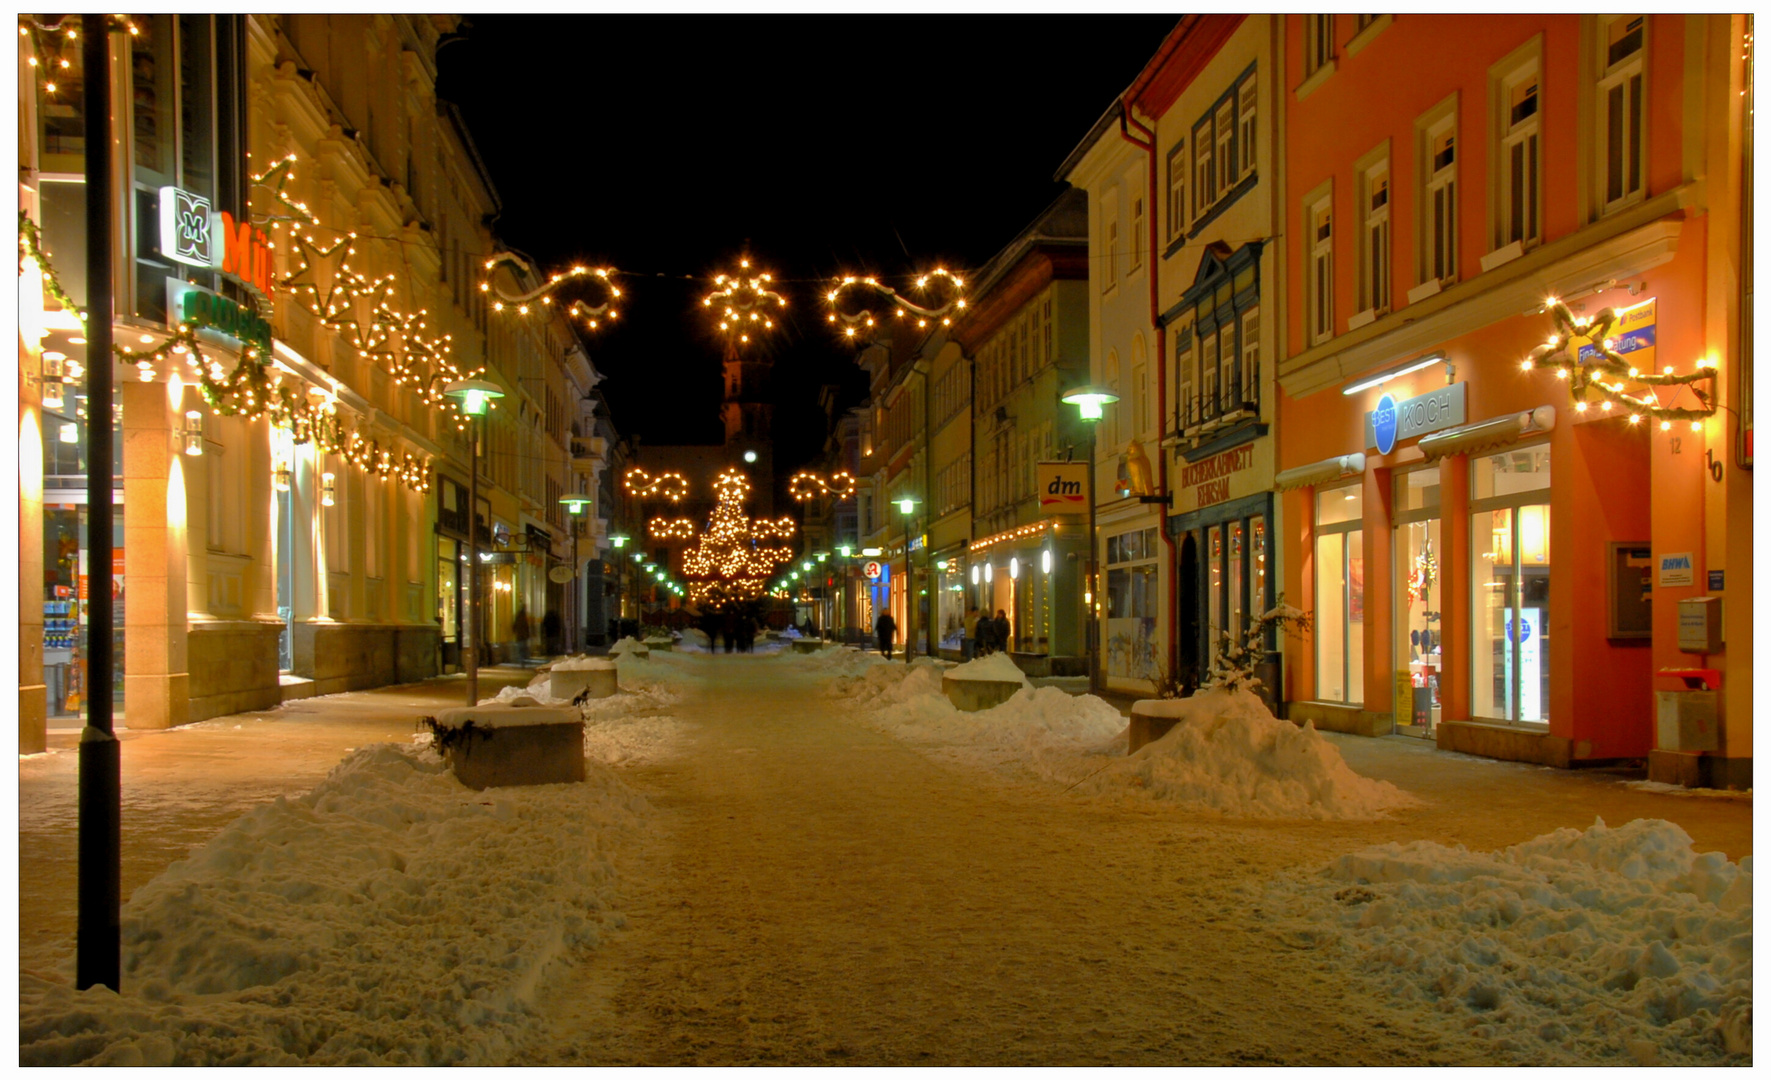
[943,651,1029,683]
[549,656,616,672]
[778,643,888,677]
[19,744,654,1066]
[1262,818,1752,1066]
[1071,688,1418,820]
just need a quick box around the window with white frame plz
[1201,331,1220,418]
[1129,192,1145,274]
[1174,320,1195,429]
[1419,105,1458,284]
[1105,349,1121,448]
[1193,118,1216,217]
[1215,98,1237,193]
[1103,195,1120,291]
[1358,153,1391,314]
[1308,189,1334,345]
[1239,308,1260,409]
[1238,78,1257,175]
[1356,14,1382,32]
[1499,57,1541,247]
[1598,15,1645,212]
[1217,322,1236,415]
[1305,14,1335,76]
[1166,140,1187,242]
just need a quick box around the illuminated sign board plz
[1364,382,1466,452]
[157,186,275,296]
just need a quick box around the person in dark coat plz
[992,609,1011,655]
[973,609,995,656]
[875,611,897,660]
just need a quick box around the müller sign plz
[158,185,275,296]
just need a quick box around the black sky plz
[436,15,1178,471]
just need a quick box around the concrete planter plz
[1128,700,1187,753]
[433,704,585,790]
[942,676,1025,713]
[550,667,618,701]
[643,638,674,652]
[791,638,824,654]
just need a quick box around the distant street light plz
[445,378,504,706]
[1060,384,1120,695]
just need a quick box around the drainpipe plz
[1118,106,1180,682]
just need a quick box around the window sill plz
[1479,240,1525,273]
[1295,60,1336,102]
[1405,278,1445,305]
[1179,417,1267,463]
[1344,15,1393,57]
[1186,171,1259,241]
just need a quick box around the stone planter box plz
[942,676,1025,713]
[1128,700,1187,754]
[643,638,674,652]
[550,666,618,701]
[791,638,824,654]
[432,703,585,790]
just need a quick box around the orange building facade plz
[1273,15,1751,786]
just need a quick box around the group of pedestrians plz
[964,607,1011,660]
[701,610,759,653]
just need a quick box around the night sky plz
[436,15,1178,470]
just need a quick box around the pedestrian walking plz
[875,611,897,660]
[992,609,1011,655]
[511,605,531,664]
[963,606,981,661]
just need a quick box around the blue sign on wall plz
[1372,392,1399,455]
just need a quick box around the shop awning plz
[1417,406,1555,461]
[1273,453,1365,493]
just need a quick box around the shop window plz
[1471,446,1551,724]
[1106,526,1160,680]
[1314,483,1364,704]
[1393,467,1443,737]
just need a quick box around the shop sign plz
[862,560,883,580]
[1037,461,1088,515]
[1576,297,1655,371]
[157,185,275,295]
[1364,382,1466,452]
[167,280,272,354]
[908,535,925,552]
[1180,444,1255,509]
[1658,552,1695,588]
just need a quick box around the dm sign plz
[1364,382,1467,452]
[1037,461,1088,515]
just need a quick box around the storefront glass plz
[1393,468,1442,737]
[1471,447,1551,724]
[1106,526,1160,680]
[936,561,966,652]
[1207,526,1224,653]
[1314,484,1364,704]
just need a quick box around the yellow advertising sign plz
[1574,297,1655,372]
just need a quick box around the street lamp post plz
[609,532,629,641]
[559,495,592,654]
[1060,385,1120,696]
[897,496,920,663]
[445,379,505,706]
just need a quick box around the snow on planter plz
[1072,687,1417,819]
[943,652,1030,683]
[608,636,650,658]
[18,744,653,1066]
[1262,817,1753,1066]
[431,700,586,790]
[548,657,618,702]
[941,651,1029,712]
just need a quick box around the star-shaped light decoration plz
[249,154,319,230]
[279,233,356,318]
[322,273,398,355]
[701,254,787,349]
[1521,296,1717,431]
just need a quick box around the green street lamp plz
[444,378,506,706]
[1060,384,1120,695]
[559,494,593,652]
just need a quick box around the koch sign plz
[1364,381,1466,453]
[1037,461,1088,515]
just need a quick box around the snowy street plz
[18,649,1752,1066]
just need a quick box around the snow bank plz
[943,652,1028,683]
[1070,687,1418,820]
[550,656,616,672]
[607,636,649,656]
[1263,818,1753,1066]
[484,683,572,707]
[18,744,653,1066]
[777,644,887,678]
[433,699,582,730]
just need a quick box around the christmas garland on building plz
[1524,297,1718,428]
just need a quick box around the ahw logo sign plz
[1037,461,1089,515]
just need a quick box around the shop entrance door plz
[1392,468,1442,737]
[1177,532,1200,691]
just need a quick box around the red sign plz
[863,560,883,580]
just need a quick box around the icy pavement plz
[16,651,1754,1065]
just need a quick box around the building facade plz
[1275,14,1752,786]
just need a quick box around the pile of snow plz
[1069,688,1417,820]
[19,744,653,1066]
[778,644,886,678]
[482,683,572,708]
[550,656,616,672]
[943,652,1028,683]
[676,627,711,651]
[433,699,582,729]
[607,636,649,657]
[1263,818,1752,1066]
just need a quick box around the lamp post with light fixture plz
[896,495,925,663]
[1060,384,1120,695]
[444,378,504,706]
[559,495,593,653]
[609,532,629,641]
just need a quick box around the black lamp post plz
[1060,384,1120,696]
[559,495,592,654]
[444,378,504,706]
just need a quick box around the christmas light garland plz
[1523,297,1718,430]
[824,267,967,341]
[623,467,689,504]
[479,252,622,330]
[17,15,137,100]
[701,256,786,348]
[789,469,856,501]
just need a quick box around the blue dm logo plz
[1373,392,1399,455]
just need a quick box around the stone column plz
[121,379,190,729]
